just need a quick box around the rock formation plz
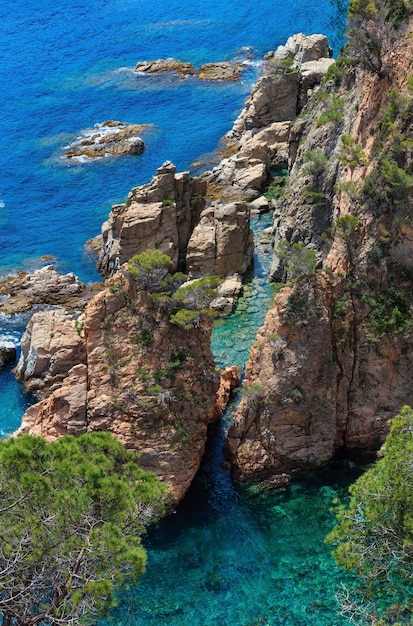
[186,201,254,278]
[197,62,245,81]
[16,271,219,505]
[96,160,255,310]
[0,341,16,367]
[134,58,245,81]
[97,161,207,276]
[227,19,413,481]
[203,34,334,200]
[65,121,147,159]
[0,266,87,315]
[135,58,196,76]
[14,309,86,396]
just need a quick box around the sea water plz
[0,0,351,623]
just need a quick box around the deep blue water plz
[0,0,351,623]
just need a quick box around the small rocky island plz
[64,120,148,159]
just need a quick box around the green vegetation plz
[0,432,167,626]
[323,53,354,86]
[363,158,413,213]
[329,215,359,266]
[337,135,367,168]
[268,56,299,74]
[326,405,413,624]
[161,198,174,207]
[303,149,329,177]
[127,249,173,292]
[169,276,222,329]
[347,0,411,77]
[363,286,413,337]
[276,240,317,283]
[316,96,344,127]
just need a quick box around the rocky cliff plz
[227,12,413,481]
[16,271,219,505]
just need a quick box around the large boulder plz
[14,309,86,396]
[186,202,254,278]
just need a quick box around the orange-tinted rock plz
[17,272,219,506]
[213,365,240,420]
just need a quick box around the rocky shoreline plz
[5,26,412,502]
[0,33,337,504]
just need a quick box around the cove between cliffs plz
[98,214,357,626]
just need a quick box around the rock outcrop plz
[197,62,245,81]
[135,58,195,76]
[227,20,413,481]
[0,266,87,315]
[97,161,207,276]
[186,201,254,278]
[14,309,86,396]
[203,34,334,201]
[134,58,245,81]
[65,121,147,159]
[16,271,219,505]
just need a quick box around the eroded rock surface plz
[14,309,86,396]
[16,272,219,505]
[186,202,254,278]
[0,266,87,315]
[65,121,147,159]
[227,24,413,481]
[227,272,413,480]
[97,161,207,276]
[135,58,196,76]
[204,34,333,201]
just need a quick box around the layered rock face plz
[204,34,334,200]
[0,266,87,315]
[16,272,219,505]
[97,161,207,276]
[227,21,413,481]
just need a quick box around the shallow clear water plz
[0,0,352,623]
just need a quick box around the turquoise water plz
[212,213,279,369]
[0,0,353,623]
[108,462,356,625]
[103,211,354,626]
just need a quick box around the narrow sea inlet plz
[0,0,351,623]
